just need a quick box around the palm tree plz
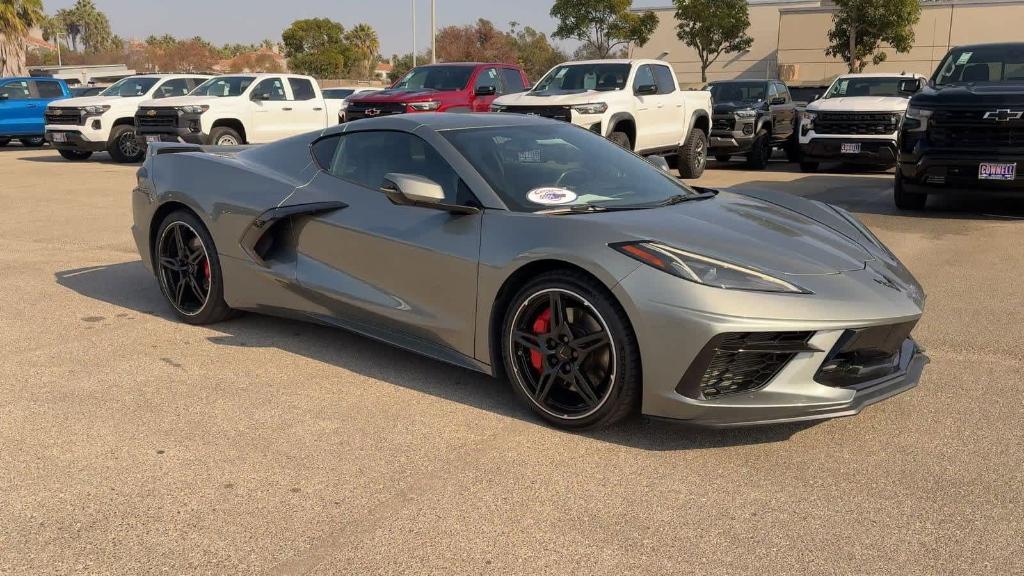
[0,0,44,76]
[346,23,379,79]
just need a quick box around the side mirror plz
[474,85,497,96]
[636,84,658,96]
[811,94,821,101]
[770,96,786,105]
[380,173,479,215]
[899,78,924,95]
[646,155,671,173]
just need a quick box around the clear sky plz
[43,0,668,56]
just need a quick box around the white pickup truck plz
[490,59,713,178]
[134,73,331,146]
[798,72,926,172]
[44,74,210,162]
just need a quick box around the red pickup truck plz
[344,62,528,121]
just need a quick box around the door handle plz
[313,107,324,111]
[282,107,293,111]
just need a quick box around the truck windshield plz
[934,45,1024,86]
[824,77,907,98]
[708,81,766,102]
[191,76,256,97]
[440,123,698,213]
[531,63,631,95]
[100,77,159,97]
[393,66,474,91]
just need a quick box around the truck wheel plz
[107,125,144,163]
[0,138,10,147]
[677,129,707,179]
[894,173,927,210]
[209,127,243,146]
[714,154,731,163]
[785,138,802,163]
[608,131,632,151]
[59,149,93,161]
[746,130,771,170]
[799,161,819,173]
[20,137,46,148]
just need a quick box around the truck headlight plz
[177,105,209,114]
[904,106,933,132]
[800,110,817,131]
[734,109,757,118]
[408,100,441,111]
[572,102,608,115]
[83,105,110,116]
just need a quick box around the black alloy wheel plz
[109,125,144,163]
[157,220,212,316]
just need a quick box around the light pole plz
[412,0,416,66]
[431,0,436,63]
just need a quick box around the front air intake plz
[677,332,817,399]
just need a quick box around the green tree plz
[826,0,921,73]
[550,0,658,59]
[282,17,349,78]
[345,23,380,79]
[674,0,753,83]
[509,23,568,82]
[0,0,44,75]
[46,0,114,53]
[388,49,432,82]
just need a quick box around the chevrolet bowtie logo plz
[364,108,381,117]
[983,109,1023,122]
[146,109,157,117]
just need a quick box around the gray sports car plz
[131,113,927,430]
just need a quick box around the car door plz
[248,77,290,142]
[29,80,66,135]
[0,80,35,135]
[471,67,502,112]
[652,64,685,147]
[631,65,661,151]
[293,129,482,357]
[286,77,325,134]
[773,82,796,141]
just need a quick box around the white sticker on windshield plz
[957,52,973,65]
[527,187,578,205]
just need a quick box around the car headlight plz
[611,241,810,294]
[83,105,110,115]
[490,104,507,112]
[572,102,608,115]
[734,109,757,118]
[408,100,441,111]
[903,106,932,132]
[177,105,209,114]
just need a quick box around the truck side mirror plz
[636,84,658,96]
[474,85,497,96]
[899,78,924,95]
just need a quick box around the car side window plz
[775,83,791,102]
[252,78,287,101]
[155,79,191,99]
[633,65,656,92]
[288,78,316,101]
[0,81,31,100]
[187,78,206,92]
[767,83,779,100]
[500,68,526,94]
[474,68,500,92]
[320,131,464,203]
[652,65,676,95]
[34,81,64,99]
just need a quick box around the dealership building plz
[633,0,1024,88]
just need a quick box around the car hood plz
[47,95,118,108]
[808,96,910,113]
[911,82,1024,107]
[494,91,617,106]
[712,100,764,114]
[592,190,875,276]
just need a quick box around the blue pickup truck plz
[0,77,71,147]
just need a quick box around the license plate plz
[145,135,161,143]
[51,133,66,143]
[841,143,861,154]
[979,162,1016,181]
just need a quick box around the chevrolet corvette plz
[131,113,927,429]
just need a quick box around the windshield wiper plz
[658,191,717,206]
[537,204,610,215]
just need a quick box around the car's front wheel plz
[108,125,144,163]
[501,271,641,429]
[0,137,10,147]
[155,210,234,325]
[894,173,927,210]
[209,127,243,146]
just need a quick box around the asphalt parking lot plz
[2,144,1022,575]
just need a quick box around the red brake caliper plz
[530,308,551,372]
[202,258,211,281]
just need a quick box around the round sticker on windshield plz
[527,187,578,206]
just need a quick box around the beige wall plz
[634,0,1024,88]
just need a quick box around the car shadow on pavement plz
[19,153,121,164]
[55,260,816,452]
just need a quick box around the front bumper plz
[44,129,108,152]
[898,148,1024,195]
[135,128,208,146]
[801,137,897,165]
[709,132,755,153]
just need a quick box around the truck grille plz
[136,108,180,129]
[712,115,735,131]
[678,332,816,399]
[45,108,85,126]
[815,112,900,135]
[928,109,1024,148]
[346,102,406,120]
[501,106,572,122]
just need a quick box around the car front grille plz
[501,105,572,122]
[45,108,84,126]
[928,109,1024,148]
[815,321,918,389]
[712,115,735,131]
[136,108,180,129]
[346,102,407,120]
[678,332,816,399]
[815,112,900,135]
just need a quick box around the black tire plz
[714,154,731,163]
[746,129,771,170]
[58,149,93,161]
[785,137,802,163]
[894,173,927,210]
[799,161,819,173]
[677,128,707,179]
[0,137,10,147]
[19,136,45,147]
[209,126,243,146]
[501,270,641,430]
[608,131,631,151]
[154,210,234,325]
[107,124,144,163]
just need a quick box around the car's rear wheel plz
[0,137,10,147]
[785,136,802,163]
[677,128,707,179]
[155,210,233,325]
[20,136,45,147]
[746,129,771,169]
[608,131,631,150]
[209,127,242,146]
[894,173,927,210]
[108,124,144,163]
[58,149,92,161]
[501,271,641,429]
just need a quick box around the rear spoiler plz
[146,142,253,158]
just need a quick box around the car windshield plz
[99,77,159,97]
[531,63,631,95]
[191,76,255,97]
[393,66,474,91]
[708,81,767,102]
[934,45,1024,86]
[824,77,907,98]
[441,123,700,213]
[323,89,355,99]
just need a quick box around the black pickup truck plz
[706,79,800,169]
[896,42,1024,209]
